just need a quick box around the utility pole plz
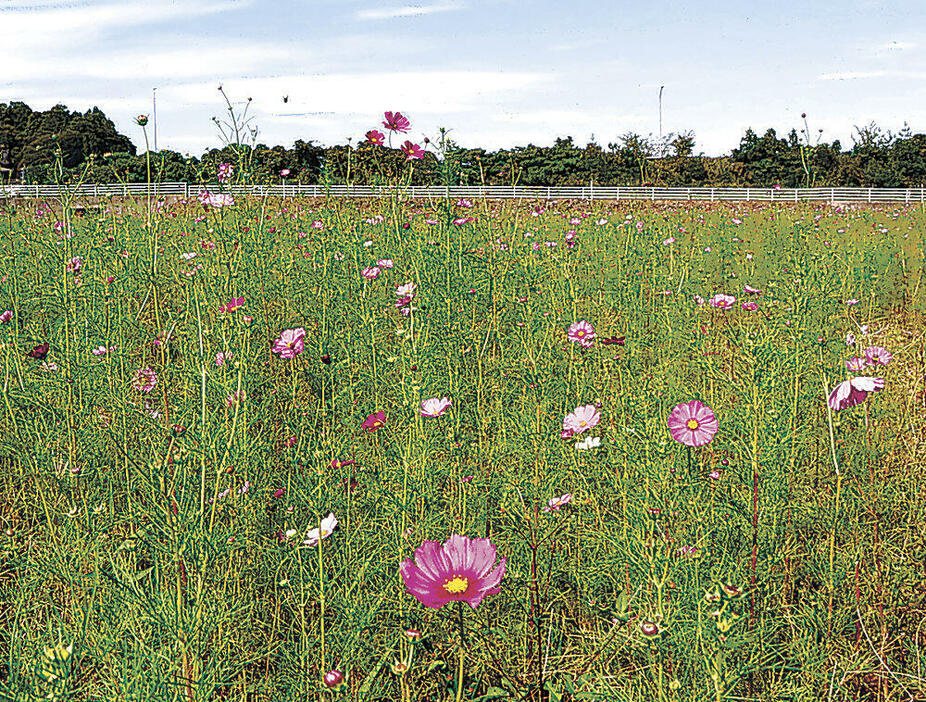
[152,87,158,151]
[658,85,664,155]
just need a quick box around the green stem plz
[456,602,466,702]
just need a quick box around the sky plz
[1,0,925,156]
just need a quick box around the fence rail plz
[1,182,925,203]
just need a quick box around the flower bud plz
[323,669,345,690]
[135,114,149,127]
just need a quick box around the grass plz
[0,192,924,701]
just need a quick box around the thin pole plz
[658,85,664,151]
[152,88,158,152]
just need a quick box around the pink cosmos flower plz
[376,259,394,268]
[225,391,241,408]
[272,327,306,359]
[281,168,291,177]
[863,346,892,366]
[453,217,474,226]
[456,199,473,208]
[0,310,11,324]
[219,297,244,313]
[217,162,233,183]
[828,377,885,411]
[383,111,411,133]
[366,129,385,145]
[304,513,338,547]
[567,320,596,348]
[542,493,573,513]
[846,357,866,371]
[844,298,859,306]
[563,404,600,436]
[709,294,736,310]
[361,266,381,280]
[667,400,719,447]
[420,397,451,417]
[401,141,425,161]
[400,534,506,609]
[216,351,232,366]
[92,345,115,356]
[396,282,417,298]
[744,284,762,295]
[132,367,158,393]
[66,256,82,273]
[742,301,758,311]
[362,411,386,432]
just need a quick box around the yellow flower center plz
[686,419,699,430]
[577,330,585,337]
[443,576,468,594]
[579,420,587,427]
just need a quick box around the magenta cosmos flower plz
[709,293,736,310]
[827,377,884,411]
[272,327,305,359]
[400,534,506,609]
[562,404,600,437]
[361,411,386,432]
[366,129,385,145]
[401,141,425,161]
[863,346,891,366]
[420,397,451,417]
[567,320,596,348]
[383,111,411,133]
[667,400,718,447]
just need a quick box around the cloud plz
[881,40,916,51]
[354,2,461,20]
[818,71,887,81]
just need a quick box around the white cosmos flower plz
[575,436,602,451]
[304,513,338,547]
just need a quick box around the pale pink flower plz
[742,301,758,311]
[225,391,241,408]
[376,259,394,268]
[743,284,762,295]
[566,320,596,348]
[91,345,115,356]
[667,400,718,447]
[0,310,11,324]
[304,513,338,547]
[827,377,885,411]
[542,493,573,512]
[272,327,306,359]
[216,351,232,366]
[361,266,381,280]
[420,397,452,418]
[563,404,600,436]
[863,346,892,366]
[709,293,736,310]
[845,357,866,371]
[663,237,676,245]
[396,282,417,298]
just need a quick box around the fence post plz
[831,188,835,204]
[710,188,715,202]
[746,188,750,201]
[868,188,872,203]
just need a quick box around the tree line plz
[2,101,926,187]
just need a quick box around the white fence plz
[1,182,925,203]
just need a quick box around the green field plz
[0,195,923,701]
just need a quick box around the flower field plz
[0,194,924,701]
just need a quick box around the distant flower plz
[567,320,596,348]
[376,258,394,268]
[844,298,859,305]
[132,367,158,393]
[304,513,338,547]
[225,391,241,408]
[827,377,885,411]
[663,237,676,245]
[709,469,722,480]
[362,411,386,432]
[66,256,82,273]
[396,282,417,298]
[91,345,115,356]
[361,266,381,280]
[845,332,856,346]
[742,301,758,311]
[366,129,385,145]
[693,294,705,306]
[323,670,345,691]
[709,293,736,310]
[542,493,573,512]
[272,488,285,499]
[863,346,892,366]
[452,216,474,226]
[846,357,866,371]
[26,342,49,359]
[217,162,233,183]
[575,436,601,451]
[0,310,12,324]
[181,252,197,261]
[744,284,762,295]
[219,297,244,313]
[667,400,718,447]
[456,199,473,208]
[420,397,451,417]
[280,168,291,177]
[272,327,305,359]
[400,534,506,609]
[383,111,411,133]
[677,544,698,557]
[135,114,148,126]
[401,141,425,160]
[563,404,600,436]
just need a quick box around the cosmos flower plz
[396,282,417,298]
[845,357,866,371]
[0,310,11,324]
[563,404,600,436]
[272,328,305,359]
[827,377,885,411]
[361,266,381,280]
[132,367,158,393]
[708,293,736,310]
[382,111,411,133]
[362,411,386,432]
[400,534,506,609]
[667,400,718,447]
[567,320,596,348]
[420,397,452,417]
[376,259,394,268]
[91,345,115,356]
[366,129,385,145]
[304,513,338,548]
[575,436,601,451]
[542,493,573,512]
[742,301,758,311]
[863,346,892,366]
[401,141,425,160]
